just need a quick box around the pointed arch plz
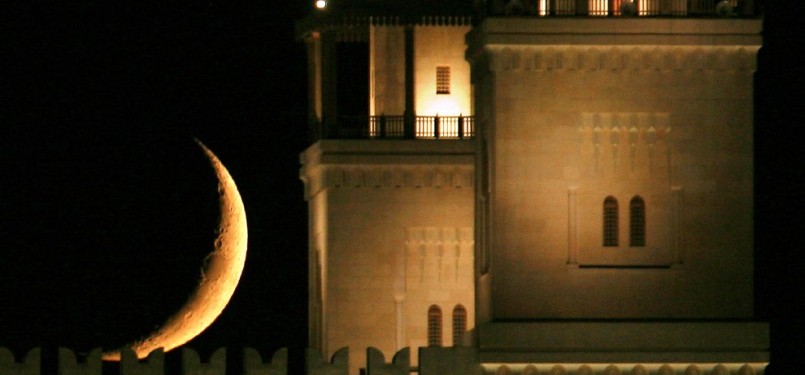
[427,305,442,346]
[452,304,467,346]
[630,195,646,247]
[603,196,619,246]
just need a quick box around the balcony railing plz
[489,0,755,17]
[326,115,475,140]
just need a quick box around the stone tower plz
[299,0,768,373]
[297,2,477,373]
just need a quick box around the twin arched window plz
[427,304,467,347]
[603,196,645,247]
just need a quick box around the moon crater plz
[103,140,248,360]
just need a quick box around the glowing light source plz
[103,140,248,361]
[315,0,327,9]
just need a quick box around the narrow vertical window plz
[452,304,467,346]
[603,196,619,246]
[427,305,442,346]
[630,196,646,247]
[436,66,450,95]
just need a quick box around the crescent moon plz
[103,139,248,360]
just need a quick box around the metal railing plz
[329,115,475,140]
[491,0,755,17]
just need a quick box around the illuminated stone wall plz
[369,25,472,117]
[469,18,761,321]
[369,25,405,116]
[300,140,475,375]
[413,25,472,117]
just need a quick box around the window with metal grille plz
[630,196,645,247]
[436,66,450,94]
[427,305,442,346]
[452,305,467,346]
[603,196,619,246]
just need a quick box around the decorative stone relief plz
[481,363,764,375]
[406,227,474,284]
[313,167,472,195]
[487,46,757,72]
[577,364,594,375]
[580,112,672,176]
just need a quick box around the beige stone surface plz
[301,141,475,374]
[468,17,761,320]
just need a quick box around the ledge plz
[467,17,763,49]
[477,321,769,363]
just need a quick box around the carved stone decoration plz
[567,186,579,265]
[738,364,757,375]
[604,47,623,71]
[576,365,594,375]
[630,364,648,375]
[683,364,701,375]
[626,47,643,70]
[543,48,557,70]
[710,364,729,375]
[671,47,685,71]
[657,365,675,375]
[646,125,657,172]
[579,112,671,178]
[629,123,639,171]
[563,48,579,71]
[486,45,759,72]
[610,122,621,173]
[645,47,662,70]
[581,47,600,71]
[522,365,539,375]
[317,166,473,193]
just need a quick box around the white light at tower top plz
[315,0,327,9]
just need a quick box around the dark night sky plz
[2,0,804,372]
[3,0,311,360]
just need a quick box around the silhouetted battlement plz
[0,346,768,375]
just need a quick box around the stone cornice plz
[466,18,762,72]
[300,140,475,199]
[467,18,762,47]
[481,44,758,72]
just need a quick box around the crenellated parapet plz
[121,348,164,375]
[243,348,286,375]
[419,346,480,375]
[0,347,768,375]
[305,347,347,375]
[366,347,409,375]
[181,348,225,375]
[0,348,287,375]
[0,347,40,375]
[59,348,102,375]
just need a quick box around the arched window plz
[603,196,619,246]
[630,196,645,247]
[427,305,442,346]
[452,304,467,346]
